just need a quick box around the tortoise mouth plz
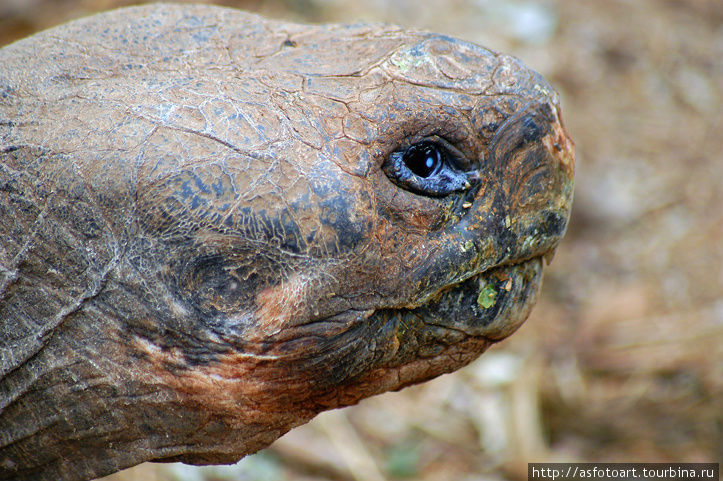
[424,255,545,340]
[386,255,545,345]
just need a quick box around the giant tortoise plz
[0,4,574,480]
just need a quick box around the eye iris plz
[403,143,442,178]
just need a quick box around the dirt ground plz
[1,0,721,480]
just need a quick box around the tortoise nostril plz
[520,115,546,144]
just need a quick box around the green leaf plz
[477,284,497,309]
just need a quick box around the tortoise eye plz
[383,140,474,197]
[403,142,443,178]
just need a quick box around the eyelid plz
[421,135,475,172]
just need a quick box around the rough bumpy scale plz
[0,5,574,480]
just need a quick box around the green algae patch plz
[388,50,426,72]
[477,284,497,309]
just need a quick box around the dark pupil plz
[403,143,442,178]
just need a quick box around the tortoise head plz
[135,25,574,421]
[0,4,573,476]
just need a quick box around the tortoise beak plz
[410,257,545,341]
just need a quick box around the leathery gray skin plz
[0,4,574,480]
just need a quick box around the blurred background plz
[2,0,721,479]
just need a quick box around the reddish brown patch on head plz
[129,333,305,431]
[254,273,311,337]
[544,104,576,179]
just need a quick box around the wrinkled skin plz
[0,4,574,481]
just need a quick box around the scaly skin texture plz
[0,4,574,480]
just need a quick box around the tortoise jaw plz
[411,255,545,341]
[369,255,545,374]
